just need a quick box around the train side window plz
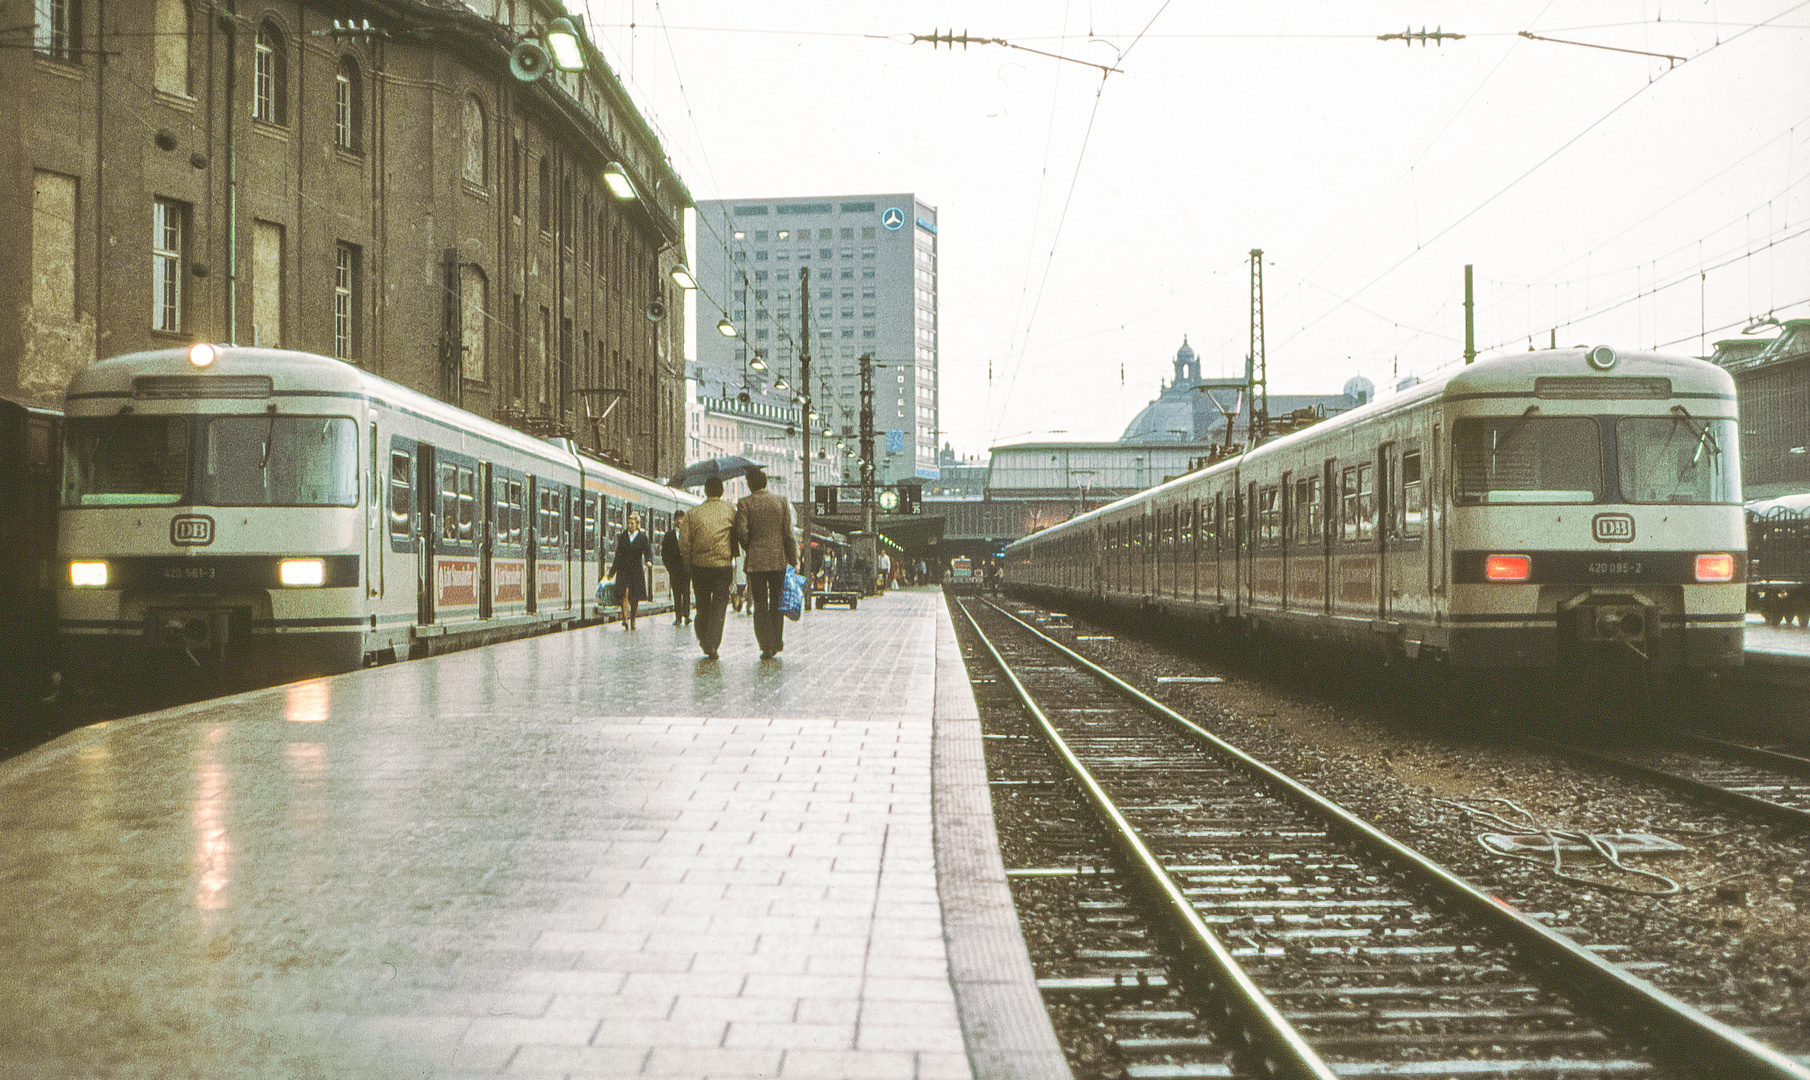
[585,495,597,551]
[1295,476,1321,544]
[1258,486,1280,545]
[457,467,475,543]
[1402,451,1423,537]
[1356,463,1376,541]
[508,480,523,543]
[389,450,412,539]
[1341,468,1358,541]
[440,465,460,542]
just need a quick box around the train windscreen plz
[62,416,189,506]
[201,416,358,506]
[1453,416,1602,505]
[1616,415,1742,505]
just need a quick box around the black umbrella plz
[667,454,764,489]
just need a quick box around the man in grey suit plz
[734,469,798,659]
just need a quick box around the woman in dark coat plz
[611,512,654,630]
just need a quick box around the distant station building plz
[1119,338,1372,446]
[3,0,691,479]
[692,194,941,488]
[1709,319,1810,500]
[917,338,1371,563]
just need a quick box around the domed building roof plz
[1119,337,1212,443]
[1119,395,1200,444]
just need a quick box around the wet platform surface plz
[0,590,1066,1080]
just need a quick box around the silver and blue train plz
[56,345,698,690]
[1004,347,1747,678]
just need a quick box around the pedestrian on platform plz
[878,550,892,593]
[611,512,654,630]
[680,477,737,660]
[734,469,798,660]
[662,510,690,626]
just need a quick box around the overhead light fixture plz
[717,317,737,337]
[669,263,697,290]
[808,410,819,422]
[602,162,637,201]
[544,17,585,71]
[773,376,788,390]
[749,356,767,371]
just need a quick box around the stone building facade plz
[2,0,690,479]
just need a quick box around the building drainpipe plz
[223,3,239,345]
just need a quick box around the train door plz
[415,444,437,625]
[1212,492,1225,606]
[478,463,494,620]
[1279,472,1292,610]
[367,422,382,601]
[1429,423,1446,598]
[1378,444,1394,620]
[1322,459,1337,615]
[562,486,576,611]
[525,476,539,616]
[1242,480,1256,612]
[1187,499,1200,602]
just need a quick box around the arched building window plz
[153,0,191,94]
[334,56,361,151]
[461,268,489,382]
[537,155,551,234]
[462,96,487,186]
[253,21,287,124]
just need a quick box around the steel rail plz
[957,602,1339,1080]
[1668,731,1810,776]
[1531,736,1810,830]
[983,599,1810,1080]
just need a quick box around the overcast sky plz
[573,1,1809,457]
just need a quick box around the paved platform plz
[0,590,1068,1080]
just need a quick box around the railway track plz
[1533,734,1810,831]
[957,597,1810,1080]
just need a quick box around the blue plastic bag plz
[779,565,805,621]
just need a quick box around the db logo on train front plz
[171,515,215,546]
[1591,513,1635,543]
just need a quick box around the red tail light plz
[1485,554,1532,581]
[1695,553,1734,582]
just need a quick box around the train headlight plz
[1694,553,1735,582]
[188,342,218,368]
[278,558,326,587]
[1484,554,1532,581]
[1586,345,1617,371]
[70,560,109,588]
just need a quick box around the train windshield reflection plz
[202,416,358,507]
[1453,416,1602,505]
[62,416,189,506]
[1616,415,1741,504]
[62,415,359,508]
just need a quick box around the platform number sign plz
[1592,513,1635,543]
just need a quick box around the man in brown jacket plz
[678,477,737,660]
[734,469,799,659]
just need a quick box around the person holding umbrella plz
[678,477,737,660]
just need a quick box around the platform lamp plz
[601,162,637,201]
[544,17,586,70]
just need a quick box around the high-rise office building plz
[693,194,940,486]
